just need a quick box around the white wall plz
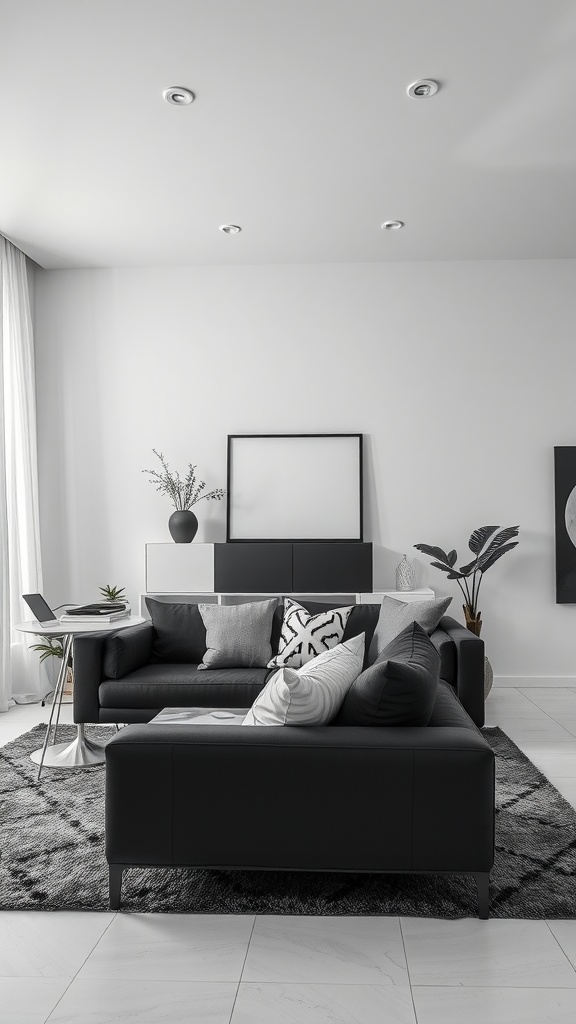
[34,260,576,681]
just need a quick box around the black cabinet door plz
[293,543,373,592]
[214,543,293,592]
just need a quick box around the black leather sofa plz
[80,598,494,917]
[73,601,486,728]
[105,678,495,916]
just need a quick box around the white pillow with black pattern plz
[268,598,353,669]
[243,633,365,726]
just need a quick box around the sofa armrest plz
[431,616,485,728]
[102,622,154,679]
[73,623,154,724]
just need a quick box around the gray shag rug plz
[1,724,575,918]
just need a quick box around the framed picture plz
[226,433,363,542]
[554,446,576,603]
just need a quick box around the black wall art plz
[554,447,576,602]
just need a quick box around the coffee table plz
[15,615,144,779]
[150,707,247,726]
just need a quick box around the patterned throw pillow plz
[243,633,365,726]
[268,598,353,669]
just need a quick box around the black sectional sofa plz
[73,599,486,727]
[71,599,495,917]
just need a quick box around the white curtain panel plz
[0,235,44,710]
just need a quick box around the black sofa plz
[93,599,494,916]
[73,600,486,728]
[105,678,494,916]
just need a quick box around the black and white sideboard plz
[142,543,433,609]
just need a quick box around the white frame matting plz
[226,433,363,542]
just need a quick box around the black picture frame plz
[554,446,576,603]
[226,433,363,543]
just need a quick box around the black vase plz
[168,510,199,543]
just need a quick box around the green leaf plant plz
[414,525,519,636]
[99,584,126,603]
[142,450,226,512]
[29,636,65,663]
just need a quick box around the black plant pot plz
[168,510,199,543]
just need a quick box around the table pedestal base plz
[30,725,107,769]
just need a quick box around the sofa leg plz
[474,872,490,919]
[109,864,123,910]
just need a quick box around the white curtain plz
[0,235,44,711]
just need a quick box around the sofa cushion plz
[244,634,365,726]
[99,664,270,710]
[198,598,278,669]
[145,598,207,663]
[343,605,381,667]
[368,595,452,663]
[268,598,353,669]
[335,621,440,726]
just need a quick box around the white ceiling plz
[1,0,575,269]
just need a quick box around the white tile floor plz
[3,688,576,1023]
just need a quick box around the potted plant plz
[29,636,73,702]
[414,525,519,698]
[414,525,519,636]
[99,584,127,604]
[143,450,226,542]
[99,584,129,615]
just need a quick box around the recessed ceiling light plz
[219,224,242,234]
[407,79,439,98]
[163,86,195,106]
[381,220,404,230]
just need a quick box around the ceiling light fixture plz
[163,86,195,106]
[219,224,242,234]
[407,79,439,98]
[381,220,404,230]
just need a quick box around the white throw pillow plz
[268,598,353,669]
[244,633,365,726]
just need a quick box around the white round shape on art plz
[219,224,242,234]
[564,485,576,547]
[381,220,404,230]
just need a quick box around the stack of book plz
[60,603,129,623]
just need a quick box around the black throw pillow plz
[334,620,440,727]
[145,598,207,663]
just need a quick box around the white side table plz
[14,616,144,780]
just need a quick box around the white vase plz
[396,555,416,591]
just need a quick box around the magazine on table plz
[60,602,129,623]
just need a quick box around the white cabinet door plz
[146,544,215,593]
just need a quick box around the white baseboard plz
[494,676,576,688]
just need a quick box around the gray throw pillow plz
[198,598,278,670]
[336,621,440,727]
[368,594,452,663]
